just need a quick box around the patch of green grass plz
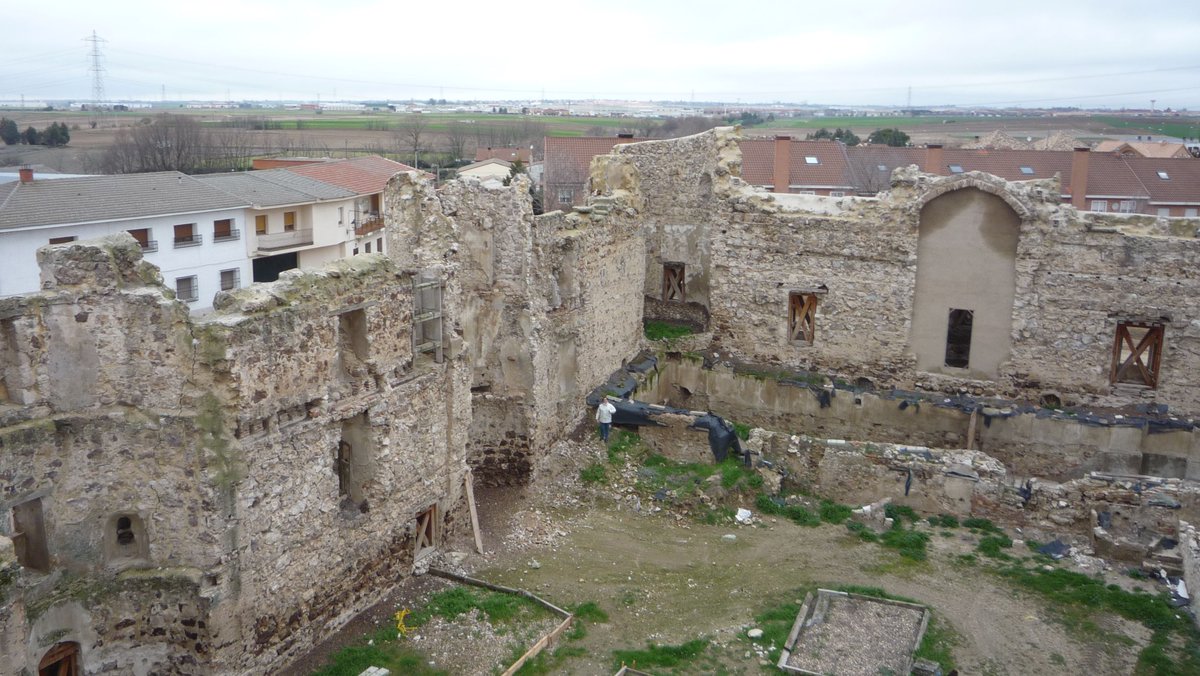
[750,596,805,663]
[962,517,1004,534]
[612,638,710,670]
[580,463,607,485]
[819,500,853,525]
[977,534,1014,559]
[756,493,822,526]
[572,601,609,623]
[956,554,978,566]
[731,421,751,441]
[311,626,448,676]
[409,586,545,627]
[846,520,879,542]
[699,505,737,525]
[607,430,641,464]
[644,320,694,342]
[927,514,959,528]
[880,528,930,561]
[884,504,919,524]
[998,566,1200,675]
[914,614,959,673]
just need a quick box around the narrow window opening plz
[788,291,820,345]
[48,236,76,245]
[1111,322,1164,388]
[337,413,373,512]
[255,214,267,235]
[944,308,974,368]
[116,516,134,545]
[38,641,80,676]
[12,497,50,573]
[283,211,297,232]
[105,512,149,566]
[413,273,445,364]
[338,309,370,376]
[662,263,685,302]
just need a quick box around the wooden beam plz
[500,615,574,676]
[465,468,484,555]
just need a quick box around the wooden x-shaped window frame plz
[415,505,438,553]
[789,292,819,345]
[1110,322,1164,388]
[662,263,685,302]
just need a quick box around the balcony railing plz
[256,228,314,251]
[354,215,385,237]
[213,228,241,243]
[138,240,159,253]
[173,233,202,248]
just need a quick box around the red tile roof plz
[543,136,644,187]
[283,156,417,195]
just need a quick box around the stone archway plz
[39,641,80,676]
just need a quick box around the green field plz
[1094,115,1200,140]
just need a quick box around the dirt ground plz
[294,429,1166,676]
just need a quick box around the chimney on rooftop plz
[924,144,943,175]
[1070,147,1090,210]
[773,135,791,193]
[18,166,33,184]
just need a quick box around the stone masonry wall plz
[599,127,1200,418]
[0,237,471,675]
[385,173,645,486]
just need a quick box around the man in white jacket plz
[595,396,617,443]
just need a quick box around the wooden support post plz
[465,468,484,554]
[966,409,978,451]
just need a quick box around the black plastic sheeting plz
[586,352,747,465]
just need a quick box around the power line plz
[85,31,107,128]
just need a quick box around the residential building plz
[543,134,644,209]
[0,168,249,310]
[546,133,1200,216]
[456,158,514,181]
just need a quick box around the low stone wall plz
[638,356,1200,481]
[1182,521,1200,629]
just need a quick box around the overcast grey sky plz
[3,0,1199,108]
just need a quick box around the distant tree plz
[834,128,860,146]
[0,118,18,145]
[395,114,428,167]
[867,128,910,147]
[22,126,41,145]
[444,120,469,163]
[808,127,859,145]
[42,122,69,147]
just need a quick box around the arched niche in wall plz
[910,187,1022,379]
[102,512,149,569]
[38,640,81,676]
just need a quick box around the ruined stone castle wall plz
[0,236,471,674]
[604,127,1200,418]
[198,256,471,672]
[385,173,645,485]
